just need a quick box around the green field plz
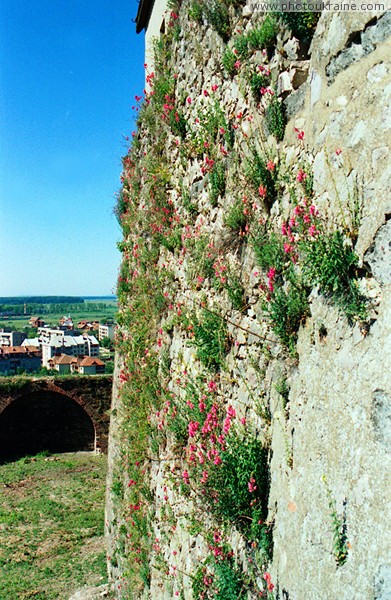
[0,452,108,599]
[0,300,117,332]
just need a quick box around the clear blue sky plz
[0,0,145,297]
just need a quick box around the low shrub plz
[265,96,286,141]
[209,160,226,206]
[191,307,228,370]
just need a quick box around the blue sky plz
[0,0,145,296]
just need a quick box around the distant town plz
[0,314,115,376]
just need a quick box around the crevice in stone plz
[326,12,391,84]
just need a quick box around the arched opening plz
[0,391,95,463]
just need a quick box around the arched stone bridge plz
[0,375,113,462]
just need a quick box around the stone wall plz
[106,2,391,598]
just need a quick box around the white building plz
[99,323,115,342]
[23,329,99,368]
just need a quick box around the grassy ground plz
[0,452,108,599]
[0,300,117,331]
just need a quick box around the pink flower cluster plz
[248,476,257,493]
[263,572,275,593]
[213,257,228,284]
[281,200,321,259]
[266,267,276,293]
[223,405,236,434]
[201,156,215,175]
[161,94,181,125]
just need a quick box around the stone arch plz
[0,385,99,462]
[0,376,112,462]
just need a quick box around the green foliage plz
[252,226,285,272]
[168,106,187,139]
[213,560,245,599]
[0,295,85,306]
[189,99,232,159]
[300,231,367,322]
[233,34,249,58]
[222,47,238,77]
[277,10,320,42]
[246,147,278,206]
[188,0,204,22]
[224,198,249,234]
[187,235,216,282]
[191,307,228,371]
[204,0,231,41]
[249,71,271,102]
[232,16,278,59]
[210,434,270,537]
[265,96,286,141]
[104,360,114,374]
[209,160,226,206]
[225,273,245,311]
[159,224,182,253]
[111,480,124,499]
[275,376,290,404]
[181,180,199,216]
[246,16,278,52]
[323,475,349,566]
[267,283,310,352]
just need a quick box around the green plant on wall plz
[265,96,286,141]
[204,0,231,41]
[277,9,320,42]
[246,147,278,207]
[209,160,227,206]
[300,230,367,322]
[191,306,228,370]
[322,475,349,566]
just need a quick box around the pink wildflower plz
[248,476,257,492]
[188,421,199,437]
[200,470,208,483]
[223,418,232,434]
[266,160,276,172]
[227,405,236,418]
[258,185,267,198]
[208,380,217,392]
[297,169,307,183]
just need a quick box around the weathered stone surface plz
[372,390,391,447]
[107,4,391,599]
[374,564,391,600]
[283,37,300,60]
[326,12,391,82]
[365,220,391,284]
[69,585,111,600]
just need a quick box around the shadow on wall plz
[0,391,95,464]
